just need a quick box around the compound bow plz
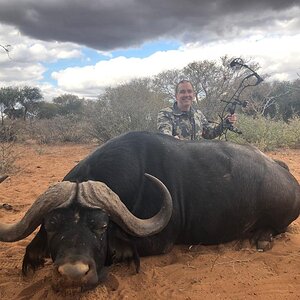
[219,58,264,139]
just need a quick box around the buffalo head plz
[0,174,172,290]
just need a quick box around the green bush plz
[227,115,300,151]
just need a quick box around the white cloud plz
[51,33,300,99]
[0,24,81,63]
[0,23,83,99]
[52,53,187,91]
[1,21,300,101]
[0,63,45,83]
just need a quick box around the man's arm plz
[193,110,222,140]
[202,114,237,139]
[202,122,224,139]
[157,110,173,136]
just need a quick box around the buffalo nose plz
[58,262,89,280]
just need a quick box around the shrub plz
[226,115,300,151]
[0,124,17,142]
[0,125,18,173]
[27,115,90,144]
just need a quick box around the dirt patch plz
[0,144,299,300]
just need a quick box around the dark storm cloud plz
[0,0,298,50]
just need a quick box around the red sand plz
[0,143,299,300]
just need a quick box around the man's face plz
[175,82,195,111]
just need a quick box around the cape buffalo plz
[0,131,299,291]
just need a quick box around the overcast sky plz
[0,0,299,100]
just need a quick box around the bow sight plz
[220,58,264,139]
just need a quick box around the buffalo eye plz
[44,213,63,232]
[88,219,108,234]
[44,209,66,232]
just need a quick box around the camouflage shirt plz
[157,102,224,140]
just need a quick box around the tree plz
[244,80,300,121]
[34,101,60,119]
[19,86,43,120]
[183,57,262,120]
[152,69,185,102]
[287,79,300,119]
[0,87,20,125]
[152,57,261,122]
[0,44,11,58]
[87,78,166,141]
[52,94,85,116]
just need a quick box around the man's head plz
[175,80,195,112]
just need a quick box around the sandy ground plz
[0,142,299,300]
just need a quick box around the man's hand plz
[225,113,237,124]
[223,113,242,134]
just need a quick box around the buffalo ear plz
[22,224,49,275]
[106,224,140,273]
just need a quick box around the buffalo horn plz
[0,181,77,242]
[0,175,8,183]
[77,174,173,237]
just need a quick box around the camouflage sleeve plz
[202,121,225,139]
[200,113,224,140]
[157,109,173,136]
